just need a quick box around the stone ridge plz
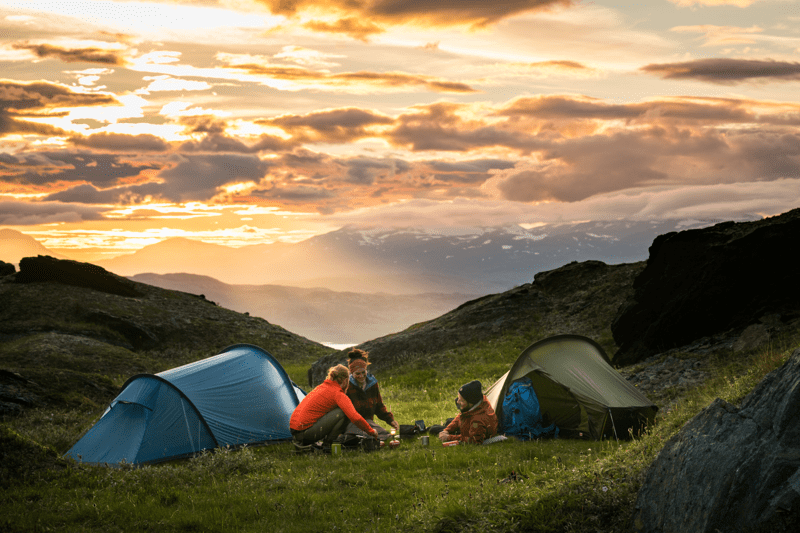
[612,207,800,365]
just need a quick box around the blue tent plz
[65,344,304,465]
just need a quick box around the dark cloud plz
[12,43,127,65]
[252,184,335,202]
[0,200,106,225]
[178,116,296,153]
[180,133,295,153]
[727,130,800,179]
[0,81,116,111]
[268,107,393,143]
[427,159,516,173]
[157,154,272,201]
[498,95,757,124]
[343,157,409,184]
[492,126,800,203]
[70,132,171,152]
[0,80,117,137]
[42,182,165,205]
[641,58,800,84]
[387,103,542,152]
[6,151,161,186]
[426,158,516,184]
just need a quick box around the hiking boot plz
[292,439,316,453]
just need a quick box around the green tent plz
[485,335,657,440]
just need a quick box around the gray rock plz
[632,348,800,533]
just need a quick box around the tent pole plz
[608,408,619,441]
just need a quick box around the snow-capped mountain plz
[95,217,749,295]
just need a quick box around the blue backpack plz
[502,377,559,440]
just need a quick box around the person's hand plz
[438,430,449,440]
[390,420,400,432]
[371,429,379,439]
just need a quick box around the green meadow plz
[2,331,796,533]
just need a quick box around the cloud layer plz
[1,0,798,253]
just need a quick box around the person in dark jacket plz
[343,349,399,440]
[438,380,497,444]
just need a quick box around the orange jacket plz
[289,379,376,436]
[442,396,498,444]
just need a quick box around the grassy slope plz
[2,328,797,533]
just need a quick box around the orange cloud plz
[257,0,574,34]
[302,17,384,41]
[223,60,478,93]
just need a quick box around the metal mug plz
[421,435,429,447]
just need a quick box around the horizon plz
[1,0,799,264]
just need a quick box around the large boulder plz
[612,208,800,365]
[632,347,800,533]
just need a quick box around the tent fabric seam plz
[120,373,220,448]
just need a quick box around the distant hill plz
[0,256,328,416]
[0,229,67,264]
[129,273,479,346]
[94,219,747,295]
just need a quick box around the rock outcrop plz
[612,208,800,365]
[15,255,142,298]
[632,347,800,533]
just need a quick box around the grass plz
[1,333,796,533]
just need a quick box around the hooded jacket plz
[345,374,395,426]
[442,395,498,444]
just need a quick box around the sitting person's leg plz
[343,420,390,441]
[293,408,348,445]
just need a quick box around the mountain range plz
[0,216,757,345]
[92,218,748,294]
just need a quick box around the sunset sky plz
[1,0,799,261]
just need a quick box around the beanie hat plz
[459,380,482,406]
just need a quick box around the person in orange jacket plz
[290,364,379,448]
[437,380,498,445]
